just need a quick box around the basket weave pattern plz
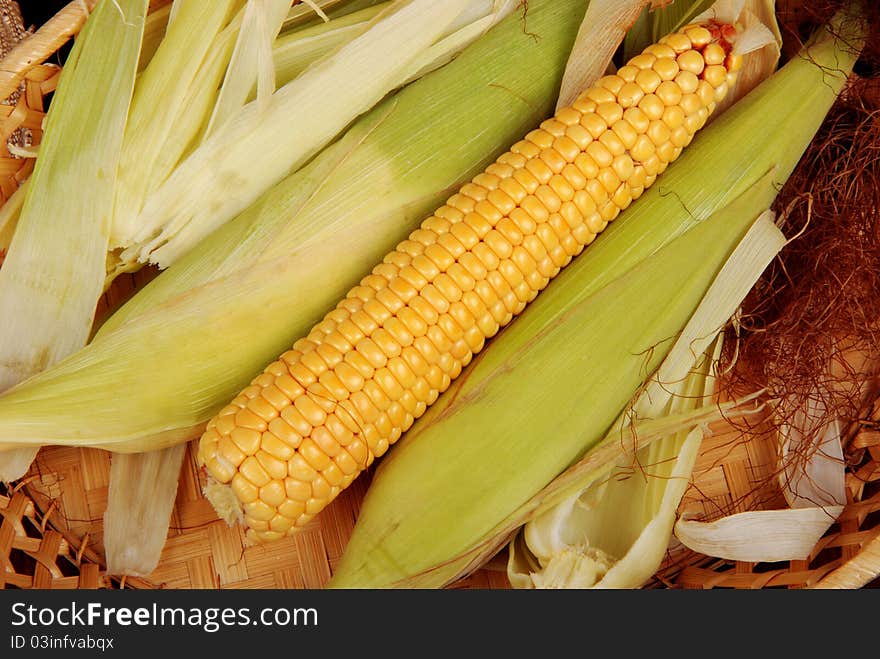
[1,483,107,589]
[651,401,880,589]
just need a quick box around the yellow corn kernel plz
[675,70,700,95]
[586,140,614,168]
[638,94,665,120]
[655,80,683,107]
[652,57,679,81]
[611,154,634,181]
[661,32,692,53]
[611,120,639,150]
[644,43,676,59]
[680,92,702,116]
[635,68,662,94]
[616,64,639,82]
[630,135,655,163]
[540,118,568,137]
[677,49,705,75]
[585,87,616,104]
[581,112,608,139]
[596,102,624,125]
[628,53,656,70]
[571,96,597,115]
[726,53,744,73]
[703,64,729,88]
[703,43,726,66]
[622,107,650,134]
[697,80,716,106]
[685,25,712,47]
[231,473,259,505]
[661,105,686,131]
[617,82,645,108]
[647,120,672,146]
[596,75,625,95]
[555,106,582,126]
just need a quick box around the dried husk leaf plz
[675,506,844,562]
[716,2,782,117]
[110,0,243,250]
[0,180,25,259]
[271,4,387,86]
[556,0,650,110]
[779,397,846,510]
[674,393,846,563]
[103,444,187,576]
[206,0,292,137]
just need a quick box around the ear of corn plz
[195,14,753,540]
[0,0,587,453]
[0,0,148,481]
[327,19,862,587]
[98,0,559,578]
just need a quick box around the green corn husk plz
[114,0,521,271]
[109,0,243,252]
[327,19,863,588]
[0,0,587,453]
[0,0,147,480]
[272,3,390,85]
[205,0,293,138]
[507,209,784,589]
[506,337,723,590]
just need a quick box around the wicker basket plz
[2,0,879,590]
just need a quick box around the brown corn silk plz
[720,0,880,476]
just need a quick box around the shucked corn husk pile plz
[0,0,878,589]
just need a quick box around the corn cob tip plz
[197,19,746,542]
[203,473,245,528]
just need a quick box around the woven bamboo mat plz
[19,441,511,589]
